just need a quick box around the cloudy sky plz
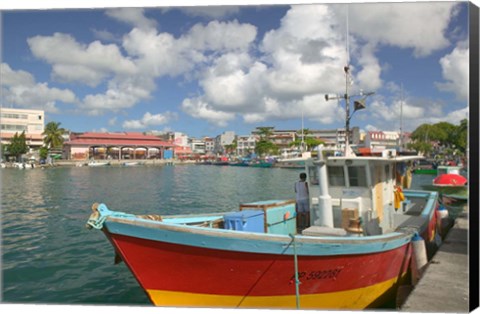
[0,1,470,137]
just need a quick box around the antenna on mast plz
[345,4,350,67]
[324,4,375,157]
[399,84,404,152]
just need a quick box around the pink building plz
[64,132,174,160]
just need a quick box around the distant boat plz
[13,162,34,169]
[248,160,274,168]
[275,151,312,169]
[88,161,110,167]
[421,168,468,202]
[412,159,437,175]
[122,161,141,166]
[228,160,249,167]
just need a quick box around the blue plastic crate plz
[223,210,265,233]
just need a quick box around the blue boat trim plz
[104,216,412,256]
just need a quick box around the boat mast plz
[399,83,404,152]
[324,5,374,156]
[344,5,352,156]
[301,109,305,152]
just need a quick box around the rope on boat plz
[86,203,136,229]
[86,203,164,230]
[289,234,301,309]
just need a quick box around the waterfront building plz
[269,130,296,152]
[189,138,206,155]
[63,132,174,160]
[236,134,258,156]
[0,107,44,149]
[204,137,215,155]
[364,130,401,153]
[214,131,235,155]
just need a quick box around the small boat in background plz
[431,173,468,202]
[412,159,437,175]
[122,161,141,166]
[87,160,110,167]
[248,159,274,168]
[275,151,311,169]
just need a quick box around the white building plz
[214,131,235,155]
[189,138,206,154]
[236,134,258,156]
[0,108,45,149]
[204,137,215,155]
[364,131,399,153]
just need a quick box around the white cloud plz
[122,111,178,130]
[27,32,137,87]
[174,6,240,19]
[181,98,235,127]
[81,76,155,115]
[435,43,469,101]
[345,2,458,57]
[106,8,157,30]
[184,20,257,52]
[17,4,465,132]
[1,63,77,112]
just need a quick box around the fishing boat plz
[431,173,468,202]
[87,160,110,167]
[248,159,274,168]
[86,61,439,309]
[418,166,469,202]
[86,146,439,309]
[122,161,141,166]
[275,151,312,169]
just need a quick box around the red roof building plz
[64,132,175,160]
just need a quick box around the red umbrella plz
[433,173,467,186]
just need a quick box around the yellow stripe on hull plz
[146,275,402,309]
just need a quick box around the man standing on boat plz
[294,172,310,231]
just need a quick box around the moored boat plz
[85,41,440,309]
[86,148,439,309]
[248,159,274,168]
[122,161,141,166]
[87,160,110,167]
[275,151,312,169]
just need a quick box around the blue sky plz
[0,1,470,138]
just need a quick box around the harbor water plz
[0,165,461,306]
[1,164,299,305]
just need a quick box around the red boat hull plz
[106,231,412,309]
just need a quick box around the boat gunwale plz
[105,215,412,245]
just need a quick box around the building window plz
[38,115,42,120]
[348,166,367,187]
[327,166,345,186]
[1,124,27,132]
[308,166,319,185]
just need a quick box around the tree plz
[409,120,468,156]
[224,138,238,156]
[290,137,324,151]
[43,121,66,149]
[255,139,279,156]
[255,127,274,140]
[39,147,49,160]
[8,131,29,161]
[453,119,468,153]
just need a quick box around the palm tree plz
[255,127,274,140]
[43,122,66,150]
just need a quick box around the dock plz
[401,204,469,312]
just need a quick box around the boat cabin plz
[305,148,419,236]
